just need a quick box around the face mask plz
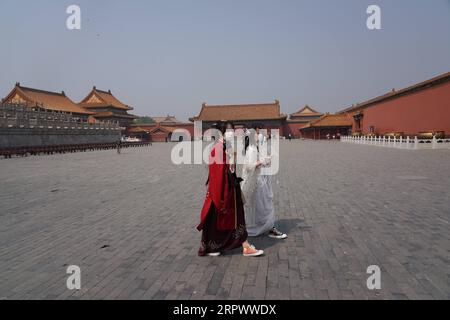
[225,130,234,140]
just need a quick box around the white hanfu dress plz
[241,144,275,237]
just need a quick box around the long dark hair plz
[211,121,226,144]
[211,121,226,135]
[244,125,259,155]
[244,135,250,154]
[224,121,235,130]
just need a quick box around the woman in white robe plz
[241,128,287,239]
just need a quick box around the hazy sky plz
[0,0,449,120]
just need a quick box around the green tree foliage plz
[133,116,155,124]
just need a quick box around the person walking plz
[197,122,264,257]
[241,127,287,239]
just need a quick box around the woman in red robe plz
[197,122,264,257]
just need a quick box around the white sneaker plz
[268,227,287,239]
[207,252,221,257]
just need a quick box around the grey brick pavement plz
[0,141,449,300]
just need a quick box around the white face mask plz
[225,130,234,140]
[258,133,265,143]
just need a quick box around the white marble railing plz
[341,135,450,150]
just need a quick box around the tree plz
[133,116,155,124]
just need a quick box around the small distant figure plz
[116,139,122,154]
[288,133,292,141]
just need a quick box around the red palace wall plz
[162,124,194,142]
[129,123,194,142]
[174,124,195,137]
[264,125,285,137]
[356,81,450,137]
[300,130,314,140]
[301,127,349,140]
[283,122,308,138]
[150,132,170,142]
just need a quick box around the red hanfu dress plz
[197,140,248,256]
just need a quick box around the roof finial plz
[93,86,96,90]
[202,102,207,108]
[15,82,20,87]
[61,91,65,96]
[108,89,111,94]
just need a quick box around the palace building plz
[78,86,137,127]
[151,115,182,124]
[290,105,323,122]
[299,113,352,140]
[285,105,323,138]
[128,115,194,142]
[6,71,447,143]
[190,100,287,135]
[338,72,450,138]
[2,83,93,120]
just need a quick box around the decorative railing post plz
[327,131,445,150]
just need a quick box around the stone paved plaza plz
[0,141,449,300]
